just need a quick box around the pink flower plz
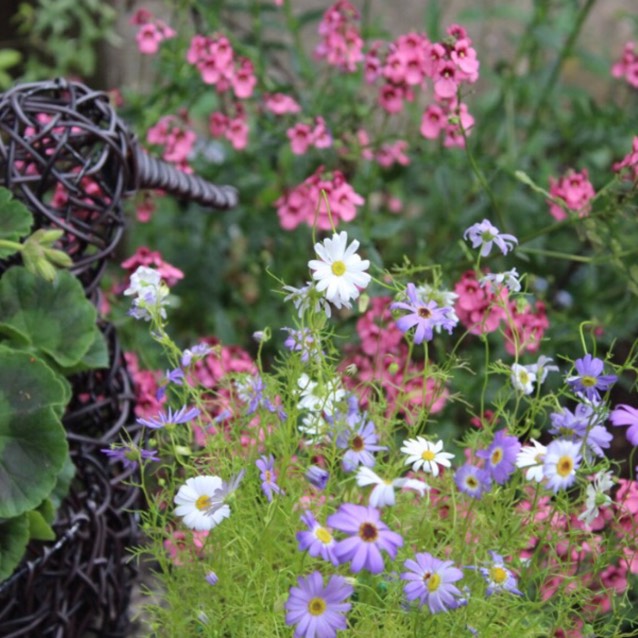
[612,42,638,89]
[378,83,405,114]
[315,1,364,72]
[454,270,507,335]
[263,93,301,115]
[134,13,176,56]
[287,122,315,155]
[231,58,257,99]
[434,62,459,99]
[135,193,156,223]
[420,104,446,139]
[503,299,549,356]
[225,113,249,150]
[376,140,409,168]
[312,116,332,149]
[548,169,595,221]
[613,136,638,181]
[121,247,184,287]
[209,112,229,137]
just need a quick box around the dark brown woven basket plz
[0,323,142,638]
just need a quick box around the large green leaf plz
[0,514,29,582]
[0,188,33,259]
[0,267,97,368]
[0,350,69,519]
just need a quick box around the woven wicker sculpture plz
[0,78,238,636]
[0,77,237,292]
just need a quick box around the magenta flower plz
[284,571,353,638]
[454,464,492,499]
[476,430,521,485]
[402,551,464,613]
[256,454,284,502]
[566,354,617,401]
[390,283,456,344]
[296,511,339,566]
[610,404,638,445]
[326,504,403,574]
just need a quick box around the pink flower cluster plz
[263,93,302,116]
[275,167,364,230]
[454,270,549,355]
[611,42,638,89]
[124,351,165,418]
[519,479,638,632]
[547,169,596,221]
[613,136,638,182]
[147,114,196,171]
[287,117,332,155]
[187,34,257,99]
[131,9,176,56]
[355,130,410,168]
[314,1,364,72]
[209,105,249,151]
[121,247,184,287]
[341,297,448,424]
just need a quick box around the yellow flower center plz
[359,522,379,543]
[307,597,327,616]
[490,566,508,584]
[557,455,574,477]
[195,495,212,511]
[421,449,436,462]
[490,448,503,466]
[427,573,441,592]
[581,375,597,387]
[316,527,333,545]
[331,260,346,276]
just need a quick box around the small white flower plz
[526,355,559,384]
[578,470,614,526]
[283,282,332,318]
[355,466,429,508]
[511,363,536,395]
[297,373,345,414]
[308,231,371,310]
[123,266,169,321]
[298,412,327,444]
[400,437,454,476]
[123,266,162,296]
[515,439,547,482]
[174,475,230,531]
[480,269,522,293]
[463,219,518,257]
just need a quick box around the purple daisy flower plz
[236,374,286,420]
[296,511,339,566]
[305,465,330,490]
[256,454,284,502]
[566,354,617,401]
[390,283,456,344]
[610,404,638,445]
[477,551,523,596]
[476,429,521,485]
[334,414,387,472]
[327,503,403,574]
[101,444,159,471]
[549,403,611,459]
[401,551,464,613]
[282,327,321,362]
[205,571,219,586]
[284,571,353,638]
[136,405,200,429]
[454,464,492,499]
[463,219,518,257]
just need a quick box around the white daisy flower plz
[296,373,345,414]
[174,471,244,531]
[515,438,547,482]
[543,439,581,493]
[480,268,522,293]
[578,470,614,526]
[400,437,454,476]
[355,466,429,508]
[282,282,332,318]
[308,231,371,309]
[511,363,536,395]
[298,412,327,444]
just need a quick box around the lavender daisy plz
[463,219,518,257]
[335,413,387,472]
[476,430,521,485]
[549,403,611,459]
[296,511,339,566]
[455,464,492,499]
[256,454,284,502]
[136,405,200,430]
[401,551,464,613]
[390,283,457,344]
[181,342,214,367]
[284,571,353,638]
[327,503,403,574]
[205,571,219,586]
[610,404,638,445]
[477,551,522,596]
[543,439,582,493]
[566,354,617,401]
[282,327,321,362]
[235,374,286,419]
[305,465,330,490]
[101,443,159,471]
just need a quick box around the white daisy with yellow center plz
[174,475,231,531]
[515,439,547,482]
[308,231,371,310]
[400,437,454,476]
